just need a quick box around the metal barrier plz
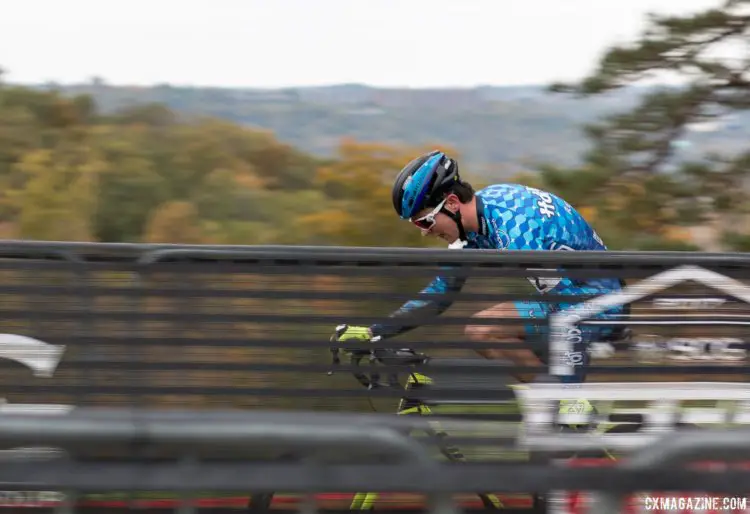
[0,243,748,408]
[0,409,750,513]
[0,240,747,513]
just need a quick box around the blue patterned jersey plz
[370,184,621,339]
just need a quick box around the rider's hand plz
[330,325,375,362]
[331,324,373,344]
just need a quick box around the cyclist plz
[331,149,629,415]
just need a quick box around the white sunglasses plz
[409,198,447,231]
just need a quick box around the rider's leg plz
[464,301,549,383]
[464,301,553,508]
[464,300,598,429]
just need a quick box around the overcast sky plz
[1,0,726,88]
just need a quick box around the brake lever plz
[328,347,341,375]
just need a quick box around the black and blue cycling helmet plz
[392,150,461,220]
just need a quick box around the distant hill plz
[25,81,750,179]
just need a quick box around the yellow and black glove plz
[332,324,372,344]
[330,324,373,358]
[329,324,426,389]
[329,324,380,388]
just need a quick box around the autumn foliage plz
[0,72,742,251]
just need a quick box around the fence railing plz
[1,408,750,513]
[0,240,748,513]
[0,242,748,407]
[2,408,750,513]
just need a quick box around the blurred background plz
[1,0,749,252]
[1,2,750,511]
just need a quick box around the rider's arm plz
[369,269,468,340]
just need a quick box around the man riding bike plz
[331,149,629,419]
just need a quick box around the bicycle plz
[247,326,643,513]
[248,342,547,512]
[343,350,529,512]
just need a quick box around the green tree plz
[85,124,171,241]
[143,200,205,244]
[546,0,750,250]
[8,145,103,241]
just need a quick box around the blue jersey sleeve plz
[369,267,468,339]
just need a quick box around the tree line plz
[0,77,453,249]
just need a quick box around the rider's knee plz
[464,321,492,341]
[464,302,522,342]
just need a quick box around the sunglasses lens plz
[413,218,434,230]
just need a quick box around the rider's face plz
[411,195,461,243]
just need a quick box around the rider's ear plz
[444,193,461,213]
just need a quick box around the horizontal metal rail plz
[0,411,748,494]
[2,359,748,377]
[3,460,750,493]
[0,282,744,304]
[0,239,747,268]
[0,254,748,282]
[0,408,498,456]
[0,384,520,401]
